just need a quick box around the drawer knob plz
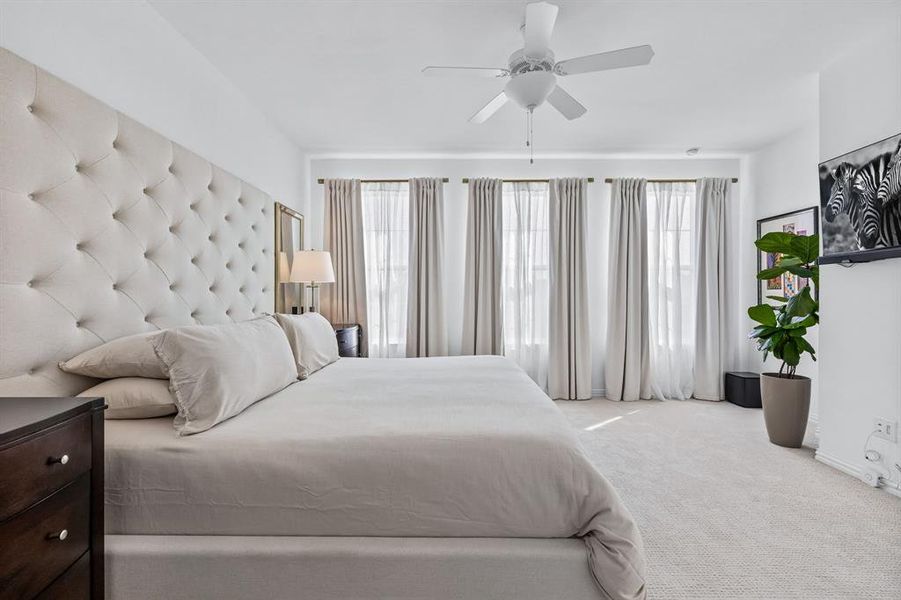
[48,529,68,541]
[48,454,69,465]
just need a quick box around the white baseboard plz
[815,450,901,498]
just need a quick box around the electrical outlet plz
[874,418,897,443]
[861,469,882,487]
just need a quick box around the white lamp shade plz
[289,250,335,284]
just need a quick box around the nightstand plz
[0,397,105,599]
[333,323,362,357]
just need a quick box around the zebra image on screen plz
[876,141,901,245]
[820,133,901,262]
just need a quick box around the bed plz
[104,356,644,599]
[0,47,645,600]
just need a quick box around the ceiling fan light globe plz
[504,71,556,110]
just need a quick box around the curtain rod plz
[603,177,739,183]
[461,177,595,183]
[316,178,449,184]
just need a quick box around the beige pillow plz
[79,377,177,419]
[59,331,166,379]
[152,316,297,436]
[274,313,340,379]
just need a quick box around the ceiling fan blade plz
[469,91,508,124]
[547,85,586,120]
[555,44,655,76]
[523,2,558,59]
[422,66,509,78]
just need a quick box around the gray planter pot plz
[760,373,811,448]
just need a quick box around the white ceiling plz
[149,0,901,155]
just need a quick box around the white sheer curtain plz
[646,181,695,400]
[502,182,549,390]
[361,182,409,358]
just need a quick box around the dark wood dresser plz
[0,397,105,600]
[333,323,362,357]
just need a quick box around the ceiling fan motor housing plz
[508,49,555,75]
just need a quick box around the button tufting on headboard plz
[0,48,276,397]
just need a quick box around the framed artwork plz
[818,131,901,264]
[756,207,819,305]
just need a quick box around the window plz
[361,182,408,358]
[646,181,695,399]
[501,181,550,389]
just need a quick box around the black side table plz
[724,372,762,408]
[333,323,361,357]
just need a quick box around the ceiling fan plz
[422,1,654,157]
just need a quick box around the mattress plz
[105,355,645,599]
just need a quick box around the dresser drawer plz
[0,474,91,600]
[35,550,90,600]
[0,412,92,520]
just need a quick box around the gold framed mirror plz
[274,202,306,314]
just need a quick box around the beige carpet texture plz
[558,399,901,600]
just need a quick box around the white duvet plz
[105,356,646,600]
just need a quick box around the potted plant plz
[747,232,819,448]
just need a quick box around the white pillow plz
[59,331,167,379]
[274,313,340,379]
[152,316,297,435]
[79,377,176,419]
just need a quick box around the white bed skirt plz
[106,535,601,600]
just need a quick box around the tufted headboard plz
[0,48,276,396]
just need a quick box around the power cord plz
[863,431,881,461]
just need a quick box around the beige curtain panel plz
[462,178,504,355]
[407,177,448,357]
[548,178,592,400]
[321,178,369,355]
[606,178,652,402]
[693,177,731,400]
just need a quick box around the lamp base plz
[307,283,321,314]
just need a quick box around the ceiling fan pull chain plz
[525,110,530,148]
[529,107,534,164]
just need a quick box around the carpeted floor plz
[556,398,901,600]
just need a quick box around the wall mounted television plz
[818,132,901,264]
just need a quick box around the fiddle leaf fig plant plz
[748,232,820,378]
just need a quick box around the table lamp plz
[289,250,335,313]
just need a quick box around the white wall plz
[311,155,741,395]
[0,0,306,213]
[815,18,901,493]
[742,117,821,424]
